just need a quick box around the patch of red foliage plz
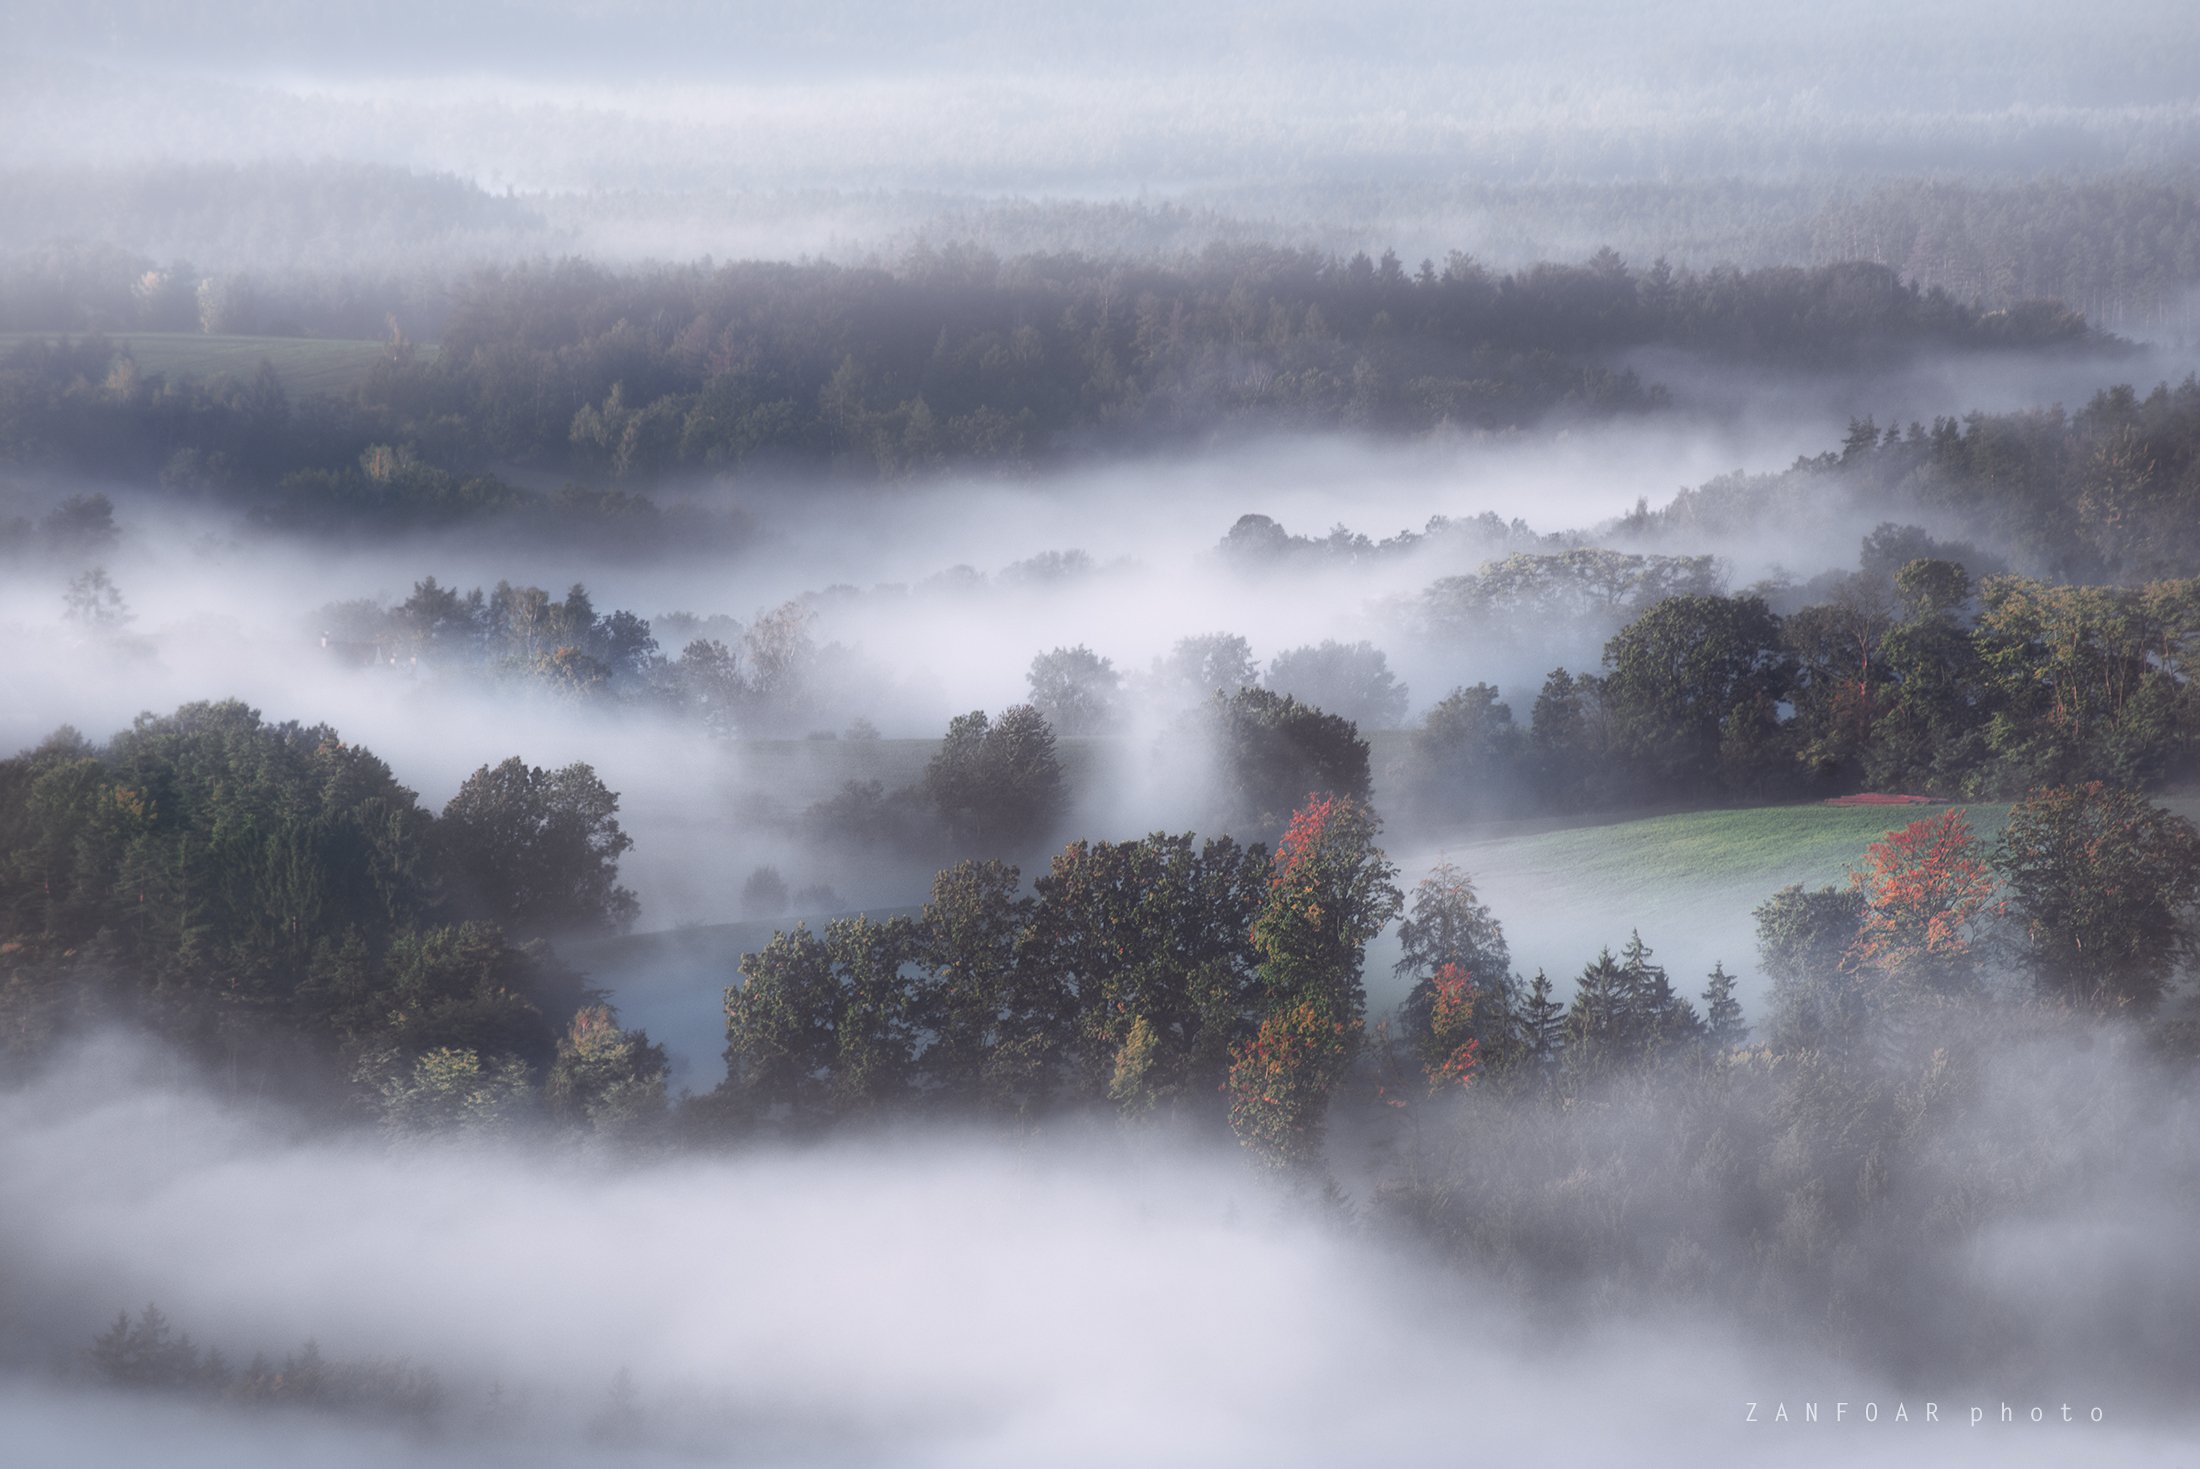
[1824,793,1943,806]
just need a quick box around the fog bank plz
[2,1036,2193,1467]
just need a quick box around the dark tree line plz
[1402,551,2200,820]
[9,164,2200,337]
[0,252,2101,515]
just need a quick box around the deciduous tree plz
[1229,795,1401,1163]
[1846,808,1998,993]
[437,758,638,936]
[1993,782,2200,1008]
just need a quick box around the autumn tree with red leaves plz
[1419,963,1482,1092]
[1393,862,1515,1076]
[1845,808,2000,992]
[1226,794,1401,1165]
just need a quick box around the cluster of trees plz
[1024,633,1411,733]
[1217,509,1550,573]
[1367,790,2195,1355]
[726,816,1751,1163]
[322,577,655,688]
[0,252,2102,506]
[728,795,1400,1163]
[807,682,1370,864]
[1419,547,1723,642]
[0,490,120,562]
[320,578,850,735]
[1402,552,2200,821]
[801,704,1067,862]
[1383,865,1743,1101]
[0,703,663,1132]
[1761,790,2200,1038]
[1643,379,2200,585]
[806,702,1072,861]
[738,781,2200,1171]
[922,706,1066,846]
[86,1303,443,1421]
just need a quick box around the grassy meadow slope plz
[1389,803,2015,1018]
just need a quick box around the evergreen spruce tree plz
[1519,968,1567,1077]
[1395,862,1517,1069]
[1619,929,1701,1056]
[1565,949,1627,1071]
[1701,961,1748,1051]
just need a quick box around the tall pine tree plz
[1701,961,1747,1051]
[1619,929,1701,1057]
[1519,968,1567,1078]
[1565,949,1627,1071]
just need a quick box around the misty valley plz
[6,3,2200,1466]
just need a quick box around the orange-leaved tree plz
[1845,808,1999,992]
[1226,794,1401,1165]
[1420,962,1482,1093]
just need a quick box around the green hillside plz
[1382,801,2020,1020]
[1437,801,2015,892]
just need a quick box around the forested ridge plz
[0,251,2097,505]
[8,162,2200,336]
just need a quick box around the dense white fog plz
[1,1036,2193,1468]
[6,0,2199,269]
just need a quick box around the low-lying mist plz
[9,0,2197,196]
[1,1030,2192,1467]
[0,354,2179,939]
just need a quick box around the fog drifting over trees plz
[4,2,2200,1465]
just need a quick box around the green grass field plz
[0,332,394,396]
[1438,801,2014,892]
[1378,801,2020,1021]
